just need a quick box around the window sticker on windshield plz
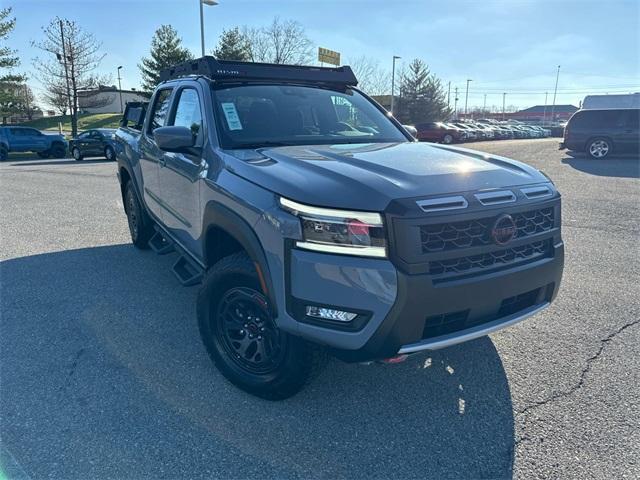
[221,102,243,130]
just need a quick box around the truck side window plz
[147,88,173,135]
[170,88,203,144]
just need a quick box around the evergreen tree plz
[0,7,26,123]
[212,27,250,61]
[139,25,193,93]
[396,59,451,124]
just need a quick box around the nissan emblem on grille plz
[491,214,517,245]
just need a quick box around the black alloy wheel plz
[216,287,286,375]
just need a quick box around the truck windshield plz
[211,84,408,149]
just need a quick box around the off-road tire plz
[124,181,153,249]
[197,252,327,400]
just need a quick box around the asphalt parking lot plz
[1,138,639,479]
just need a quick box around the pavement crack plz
[60,348,86,392]
[68,348,86,378]
[517,319,640,417]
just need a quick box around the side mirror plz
[154,126,196,153]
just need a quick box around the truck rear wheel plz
[197,252,326,400]
[124,182,153,249]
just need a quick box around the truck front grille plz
[428,239,552,276]
[420,207,554,253]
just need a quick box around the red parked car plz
[414,122,463,144]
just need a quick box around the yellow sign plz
[318,47,341,66]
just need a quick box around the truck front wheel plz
[124,182,153,249]
[197,252,326,400]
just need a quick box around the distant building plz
[78,85,147,114]
[4,108,44,124]
[511,104,579,121]
[466,104,579,123]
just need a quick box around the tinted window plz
[148,89,173,134]
[78,132,91,139]
[573,110,624,129]
[211,84,407,149]
[170,88,203,143]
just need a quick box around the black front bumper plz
[332,241,564,362]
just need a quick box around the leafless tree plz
[348,55,391,96]
[31,17,110,136]
[242,17,314,65]
[41,81,68,115]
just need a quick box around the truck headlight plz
[280,197,387,258]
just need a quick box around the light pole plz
[550,65,561,123]
[502,92,507,120]
[390,55,401,115]
[117,66,124,113]
[57,19,73,118]
[199,0,218,57]
[454,87,459,119]
[483,94,487,113]
[542,91,548,126]
[464,79,472,117]
[447,81,451,108]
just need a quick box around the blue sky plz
[7,0,640,111]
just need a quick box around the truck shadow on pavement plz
[1,244,515,479]
[561,153,640,178]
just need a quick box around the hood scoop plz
[522,185,553,199]
[474,190,516,205]
[417,196,469,213]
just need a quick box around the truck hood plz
[223,142,548,211]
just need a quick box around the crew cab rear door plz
[139,87,174,222]
[157,84,206,255]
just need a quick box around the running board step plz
[172,255,204,286]
[149,231,175,255]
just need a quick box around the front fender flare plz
[201,201,278,316]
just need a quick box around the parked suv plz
[560,108,640,158]
[0,126,67,161]
[116,57,564,399]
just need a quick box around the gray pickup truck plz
[115,57,564,399]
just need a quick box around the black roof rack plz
[159,56,358,86]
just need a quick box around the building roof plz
[517,104,578,114]
[81,85,144,95]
